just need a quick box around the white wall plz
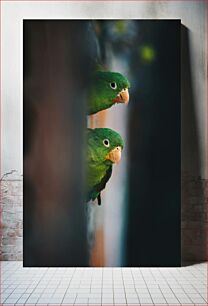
[1,1,207,181]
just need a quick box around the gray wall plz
[1,1,207,263]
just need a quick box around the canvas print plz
[24,20,181,267]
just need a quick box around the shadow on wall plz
[181,25,207,265]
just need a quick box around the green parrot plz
[86,128,124,205]
[88,71,130,115]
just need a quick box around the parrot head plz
[89,71,130,114]
[88,128,124,164]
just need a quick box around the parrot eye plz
[110,82,117,90]
[103,139,110,147]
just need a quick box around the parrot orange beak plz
[113,88,129,105]
[105,146,122,164]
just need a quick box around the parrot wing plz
[93,166,112,205]
[86,166,112,205]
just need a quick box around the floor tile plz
[0,261,207,306]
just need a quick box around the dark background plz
[126,21,181,266]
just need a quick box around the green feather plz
[86,128,124,205]
[88,71,130,115]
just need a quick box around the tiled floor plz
[0,262,207,305]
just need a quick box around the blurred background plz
[24,20,181,267]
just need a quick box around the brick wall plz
[0,173,207,263]
[0,177,23,260]
[181,174,208,264]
